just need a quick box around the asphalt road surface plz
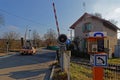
[0,49,56,80]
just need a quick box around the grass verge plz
[108,58,120,64]
[52,58,120,80]
[52,62,67,80]
[70,62,120,80]
[70,63,92,80]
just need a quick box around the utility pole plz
[68,29,72,40]
[6,41,9,54]
[24,26,28,47]
[29,29,31,40]
[83,2,86,13]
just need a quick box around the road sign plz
[90,55,94,65]
[94,54,108,67]
[66,39,71,45]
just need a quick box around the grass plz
[108,58,120,64]
[53,69,67,80]
[70,63,92,80]
[104,69,120,80]
[52,57,120,80]
[52,62,67,80]
[53,62,93,80]
[70,62,120,80]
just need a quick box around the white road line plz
[0,53,18,59]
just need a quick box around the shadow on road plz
[9,68,50,80]
[0,68,51,80]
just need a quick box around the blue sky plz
[0,0,120,38]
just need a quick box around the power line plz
[0,8,46,25]
[83,2,86,13]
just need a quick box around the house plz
[70,13,120,57]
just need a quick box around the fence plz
[104,64,120,80]
[72,60,120,80]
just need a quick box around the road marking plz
[0,53,18,59]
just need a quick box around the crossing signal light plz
[58,34,67,45]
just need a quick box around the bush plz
[52,62,67,80]
[46,46,59,50]
[53,69,67,80]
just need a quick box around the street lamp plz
[29,29,31,40]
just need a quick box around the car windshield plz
[23,46,32,49]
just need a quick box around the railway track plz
[71,58,120,72]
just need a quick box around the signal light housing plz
[58,34,67,45]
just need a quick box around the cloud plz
[105,8,120,19]
[103,8,120,27]
[92,0,120,27]
[92,0,120,39]
[115,8,120,13]
[7,25,19,31]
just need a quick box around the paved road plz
[0,49,56,80]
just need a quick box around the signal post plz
[58,34,71,80]
[86,32,108,80]
[57,34,68,71]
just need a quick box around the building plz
[70,13,120,57]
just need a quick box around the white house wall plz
[74,15,117,53]
[103,26,117,53]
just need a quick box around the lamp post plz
[29,29,31,40]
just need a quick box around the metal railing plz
[104,64,120,80]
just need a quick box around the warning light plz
[58,34,67,45]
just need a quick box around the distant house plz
[70,13,120,56]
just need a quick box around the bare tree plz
[93,13,117,25]
[93,12,102,18]
[31,30,42,47]
[109,19,118,25]
[3,31,20,40]
[2,31,20,50]
[44,28,57,46]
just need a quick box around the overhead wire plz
[0,8,48,26]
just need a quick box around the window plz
[82,23,93,32]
